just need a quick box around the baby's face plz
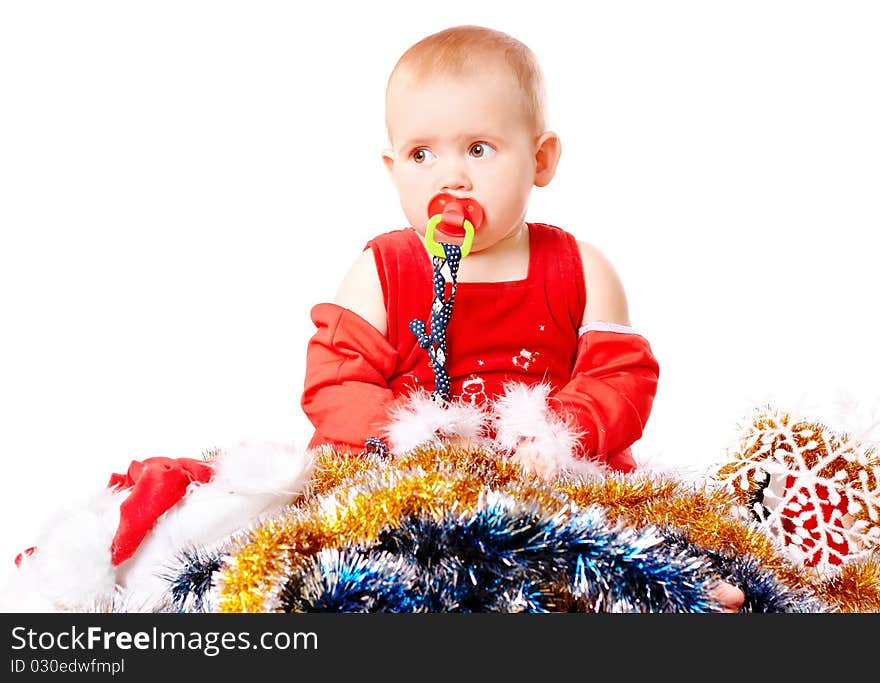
[384,65,541,254]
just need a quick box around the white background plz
[1,1,878,591]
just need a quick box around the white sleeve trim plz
[578,321,638,337]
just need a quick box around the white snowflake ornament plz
[712,406,880,573]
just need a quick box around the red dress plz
[374,223,583,406]
[302,223,658,472]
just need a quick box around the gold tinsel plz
[814,559,880,613]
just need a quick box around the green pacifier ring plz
[425,215,475,259]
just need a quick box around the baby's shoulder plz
[333,247,387,336]
[574,239,612,271]
[568,237,631,326]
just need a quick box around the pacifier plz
[423,193,485,258]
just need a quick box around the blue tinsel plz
[268,493,721,613]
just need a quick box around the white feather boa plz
[384,390,490,453]
[383,384,608,478]
[491,383,607,479]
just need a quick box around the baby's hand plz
[709,580,745,613]
[510,437,557,480]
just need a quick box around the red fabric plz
[301,303,401,451]
[551,329,660,472]
[373,224,585,402]
[302,223,658,472]
[780,475,850,567]
[108,457,213,566]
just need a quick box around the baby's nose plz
[438,158,471,191]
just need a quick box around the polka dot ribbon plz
[409,243,462,406]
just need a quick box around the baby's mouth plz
[427,193,485,237]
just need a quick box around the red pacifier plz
[424,193,485,258]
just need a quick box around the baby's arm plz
[576,241,631,328]
[333,250,388,337]
[510,241,659,477]
[301,249,396,451]
[563,241,658,464]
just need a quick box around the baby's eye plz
[469,142,496,159]
[411,148,437,164]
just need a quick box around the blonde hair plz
[386,25,547,134]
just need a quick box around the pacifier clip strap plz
[408,242,462,406]
[362,236,462,457]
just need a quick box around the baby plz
[302,25,659,478]
[302,25,744,611]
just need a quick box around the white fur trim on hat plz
[1,441,314,613]
[491,382,607,479]
[384,390,489,454]
[115,440,313,608]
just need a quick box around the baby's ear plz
[382,148,396,176]
[533,132,562,187]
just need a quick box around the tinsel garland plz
[276,497,719,613]
[154,431,878,613]
[149,402,880,613]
